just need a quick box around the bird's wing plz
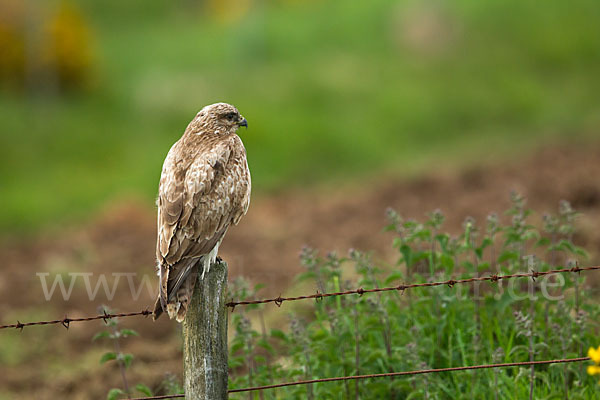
[156,136,250,307]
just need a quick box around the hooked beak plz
[238,118,248,128]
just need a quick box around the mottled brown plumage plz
[153,103,251,322]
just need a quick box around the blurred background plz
[1,0,599,398]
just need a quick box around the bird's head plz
[194,102,248,135]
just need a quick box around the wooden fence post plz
[183,260,228,399]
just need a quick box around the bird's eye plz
[225,113,236,121]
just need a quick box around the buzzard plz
[152,103,251,322]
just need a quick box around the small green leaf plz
[461,261,474,271]
[257,338,274,353]
[479,237,493,249]
[440,253,454,273]
[435,233,449,251]
[296,271,317,282]
[100,352,117,364]
[120,329,139,338]
[107,388,125,400]
[384,272,404,285]
[392,237,403,249]
[229,356,245,368]
[230,341,245,353]
[92,331,111,341]
[400,244,412,266]
[535,237,551,247]
[475,247,484,259]
[135,384,153,396]
[477,262,490,272]
[270,329,287,341]
[122,353,134,368]
[498,250,519,263]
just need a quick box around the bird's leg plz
[216,256,223,264]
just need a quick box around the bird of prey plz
[152,102,251,322]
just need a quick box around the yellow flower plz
[588,346,600,364]
[588,346,600,384]
[588,365,600,376]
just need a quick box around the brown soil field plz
[1,144,599,399]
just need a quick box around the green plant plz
[93,306,153,400]
[228,196,599,399]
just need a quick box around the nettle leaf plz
[100,352,117,364]
[311,328,328,341]
[477,261,490,272]
[498,250,519,263]
[107,388,125,400]
[384,272,404,285]
[257,338,274,354]
[522,231,540,242]
[435,234,449,251]
[479,237,493,250]
[440,253,454,273]
[230,340,245,353]
[574,246,589,258]
[400,244,412,266]
[270,329,288,342]
[535,237,551,247]
[392,237,403,249]
[461,261,474,271]
[414,228,431,241]
[120,329,138,338]
[504,233,524,245]
[297,271,317,282]
[121,353,134,368]
[474,247,484,260]
[92,331,111,341]
[412,251,429,264]
[135,384,153,396]
[229,356,244,368]
[551,240,589,258]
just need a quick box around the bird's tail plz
[169,272,198,322]
[153,258,201,322]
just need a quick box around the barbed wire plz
[127,356,590,399]
[225,265,599,309]
[0,309,152,331]
[2,265,597,331]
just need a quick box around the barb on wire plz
[225,265,600,309]
[128,357,590,399]
[0,309,152,331]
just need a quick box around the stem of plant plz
[246,321,254,400]
[529,289,535,400]
[494,369,499,400]
[575,277,583,378]
[259,310,273,385]
[111,324,131,398]
[354,304,360,400]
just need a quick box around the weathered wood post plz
[183,261,228,399]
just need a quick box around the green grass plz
[1,0,600,230]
